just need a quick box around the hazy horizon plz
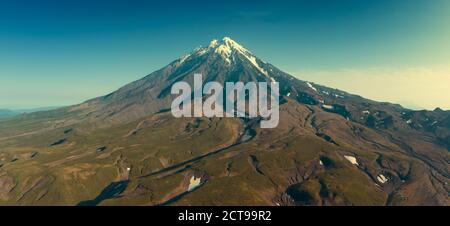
[2,65,449,111]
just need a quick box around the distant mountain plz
[18,106,61,113]
[0,107,60,119]
[0,109,18,119]
[68,37,286,126]
[0,37,448,206]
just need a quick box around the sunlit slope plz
[0,37,448,205]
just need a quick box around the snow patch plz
[240,51,275,82]
[214,44,232,58]
[178,54,190,64]
[287,92,291,97]
[188,176,202,191]
[321,104,334,110]
[406,119,412,124]
[306,82,318,92]
[242,53,269,77]
[377,174,388,184]
[195,48,208,56]
[333,93,344,98]
[344,155,358,165]
[222,36,249,53]
[208,39,219,48]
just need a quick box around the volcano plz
[0,37,448,206]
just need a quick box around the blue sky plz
[1,0,449,109]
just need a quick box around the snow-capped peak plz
[186,37,275,82]
[197,37,252,57]
[221,37,250,53]
[208,39,219,48]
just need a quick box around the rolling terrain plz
[0,37,448,205]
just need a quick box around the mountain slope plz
[0,37,448,205]
[0,109,18,119]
